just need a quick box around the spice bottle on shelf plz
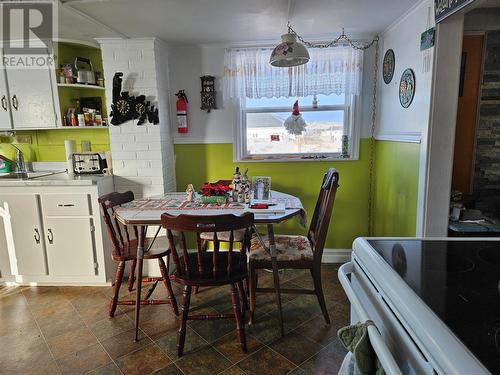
[96,72,104,87]
[70,112,77,127]
[74,99,84,126]
[59,67,65,84]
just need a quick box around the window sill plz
[235,155,359,163]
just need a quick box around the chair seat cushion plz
[200,229,246,242]
[249,234,313,262]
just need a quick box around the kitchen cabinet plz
[0,175,115,285]
[41,192,96,277]
[0,194,47,276]
[2,47,59,129]
[0,49,12,130]
[44,217,96,277]
[0,45,60,129]
[0,40,107,130]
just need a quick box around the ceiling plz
[58,0,416,45]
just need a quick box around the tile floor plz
[0,265,349,375]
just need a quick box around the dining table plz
[114,190,306,340]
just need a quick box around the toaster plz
[72,153,107,174]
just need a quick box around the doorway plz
[448,20,500,234]
[451,34,484,196]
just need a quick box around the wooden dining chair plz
[161,212,254,356]
[98,191,179,318]
[195,179,249,295]
[248,168,339,324]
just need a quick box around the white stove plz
[339,237,499,375]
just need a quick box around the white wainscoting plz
[374,131,422,144]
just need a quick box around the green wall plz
[0,129,110,162]
[372,140,420,236]
[174,139,371,249]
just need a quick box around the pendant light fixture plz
[270,0,379,67]
[270,0,309,67]
[269,24,310,67]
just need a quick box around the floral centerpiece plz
[199,182,232,204]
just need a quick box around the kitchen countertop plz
[0,172,113,186]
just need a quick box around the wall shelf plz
[57,83,105,90]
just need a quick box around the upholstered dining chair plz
[98,191,179,318]
[161,212,254,356]
[248,168,339,324]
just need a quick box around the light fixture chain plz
[287,24,379,50]
[367,38,379,236]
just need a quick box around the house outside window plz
[224,46,363,162]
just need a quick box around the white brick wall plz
[98,38,176,199]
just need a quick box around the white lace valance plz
[223,46,363,100]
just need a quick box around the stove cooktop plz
[367,239,500,375]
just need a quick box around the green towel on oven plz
[338,321,385,375]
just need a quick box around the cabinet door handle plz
[34,228,40,244]
[1,95,7,111]
[57,204,75,207]
[11,95,18,111]
[47,229,53,244]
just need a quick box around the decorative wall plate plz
[399,68,415,108]
[382,49,395,84]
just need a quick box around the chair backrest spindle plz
[195,232,204,275]
[180,232,190,278]
[167,229,183,276]
[227,230,234,276]
[161,213,254,282]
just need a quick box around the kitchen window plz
[237,93,357,161]
[224,46,363,162]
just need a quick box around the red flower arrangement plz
[201,183,232,197]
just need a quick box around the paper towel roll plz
[64,140,76,160]
[64,140,76,175]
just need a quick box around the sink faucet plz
[10,144,26,173]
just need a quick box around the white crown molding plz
[374,131,422,143]
[95,37,158,45]
[382,0,433,36]
[53,38,100,48]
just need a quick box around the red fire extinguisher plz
[175,90,188,133]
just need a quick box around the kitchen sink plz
[0,171,64,180]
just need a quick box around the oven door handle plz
[339,262,403,375]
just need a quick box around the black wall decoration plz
[200,75,216,112]
[110,72,159,126]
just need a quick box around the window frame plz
[234,94,360,162]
